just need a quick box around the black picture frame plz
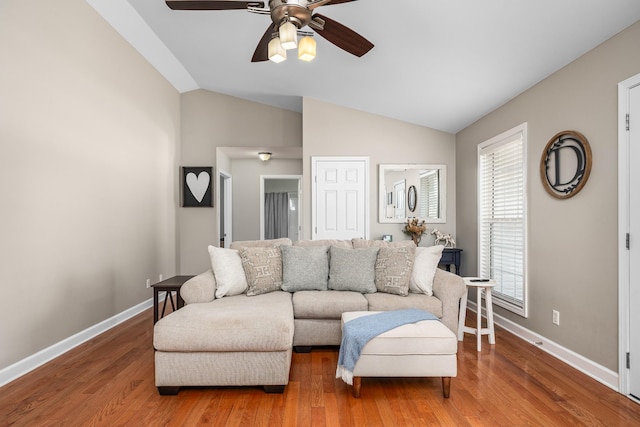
[407,185,417,212]
[181,166,213,207]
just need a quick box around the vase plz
[412,234,421,246]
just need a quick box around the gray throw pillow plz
[375,246,416,296]
[281,245,330,291]
[328,246,379,293]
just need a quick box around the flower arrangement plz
[402,218,427,245]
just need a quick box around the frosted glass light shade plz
[268,37,286,63]
[298,36,316,61]
[279,21,297,50]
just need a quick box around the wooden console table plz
[439,248,463,275]
[151,275,194,324]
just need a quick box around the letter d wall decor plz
[540,130,592,199]
[181,166,213,207]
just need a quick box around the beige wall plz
[178,90,302,273]
[302,98,456,244]
[456,20,640,370]
[0,0,180,369]
[231,159,303,242]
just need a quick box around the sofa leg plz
[263,385,285,393]
[294,346,312,353]
[442,377,451,398]
[157,386,180,395]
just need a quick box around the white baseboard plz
[0,297,154,388]
[467,300,619,391]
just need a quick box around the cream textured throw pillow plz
[239,247,283,296]
[208,246,248,298]
[409,245,445,296]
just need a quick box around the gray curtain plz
[265,192,289,239]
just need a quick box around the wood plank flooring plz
[1,306,640,426]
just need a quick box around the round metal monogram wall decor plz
[540,130,592,199]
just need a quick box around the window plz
[419,170,439,219]
[478,123,528,317]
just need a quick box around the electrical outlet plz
[146,279,151,289]
[159,274,163,282]
[553,310,560,326]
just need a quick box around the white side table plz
[458,278,496,351]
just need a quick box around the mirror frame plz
[378,164,447,224]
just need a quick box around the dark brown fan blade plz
[326,0,357,4]
[252,24,275,62]
[166,0,264,10]
[313,14,373,57]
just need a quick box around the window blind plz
[478,126,526,315]
[419,170,439,218]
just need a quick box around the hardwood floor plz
[2,307,639,426]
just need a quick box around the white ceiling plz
[88,0,640,134]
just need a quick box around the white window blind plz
[419,170,439,219]
[478,123,527,317]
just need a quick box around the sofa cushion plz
[208,246,248,298]
[352,238,416,249]
[230,238,292,250]
[281,245,329,291]
[293,239,352,249]
[328,246,378,293]
[239,247,283,296]
[375,246,415,296]
[154,291,294,352]
[409,245,444,296]
[364,293,443,318]
[293,290,368,319]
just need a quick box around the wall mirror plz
[379,164,447,224]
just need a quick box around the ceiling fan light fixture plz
[258,152,272,161]
[279,21,298,50]
[268,37,286,63]
[298,36,316,61]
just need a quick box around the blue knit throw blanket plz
[336,309,438,385]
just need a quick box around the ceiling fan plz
[165,0,374,62]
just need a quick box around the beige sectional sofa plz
[153,238,466,395]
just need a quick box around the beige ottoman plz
[341,311,458,398]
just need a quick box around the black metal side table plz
[439,248,463,275]
[151,275,194,324]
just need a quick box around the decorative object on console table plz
[152,275,194,324]
[402,218,427,246]
[431,229,456,248]
[181,166,213,207]
[439,248,462,275]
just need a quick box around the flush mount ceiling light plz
[166,0,374,63]
[258,152,272,161]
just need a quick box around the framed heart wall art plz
[181,166,213,207]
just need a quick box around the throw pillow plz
[239,247,283,296]
[409,245,445,296]
[208,246,248,298]
[328,246,378,293]
[375,246,416,296]
[281,245,330,291]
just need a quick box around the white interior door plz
[629,83,640,399]
[312,157,369,240]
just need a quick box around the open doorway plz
[260,175,302,242]
[219,170,232,248]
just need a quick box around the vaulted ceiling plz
[89,0,640,133]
